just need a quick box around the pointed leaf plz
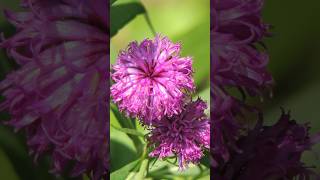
[111,124,145,137]
[111,2,145,37]
[110,0,117,5]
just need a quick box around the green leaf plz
[82,174,90,180]
[110,159,139,180]
[111,124,145,137]
[110,104,144,155]
[110,103,134,129]
[110,139,138,172]
[0,148,20,180]
[110,2,145,37]
[110,0,117,5]
[199,151,210,168]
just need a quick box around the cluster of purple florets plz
[111,35,210,169]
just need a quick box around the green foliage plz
[110,0,118,5]
[110,2,146,37]
[110,159,139,180]
[0,148,19,180]
[111,124,145,137]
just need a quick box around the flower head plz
[0,0,109,179]
[212,111,320,180]
[210,1,320,179]
[211,0,272,102]
[111,35,195,125]
[148,99,209,169]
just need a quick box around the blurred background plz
[110,0,210,179]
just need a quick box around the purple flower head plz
[211,0,272,165]
[148,99,210,169]
[212,111,320,180]
[111,35,195,125]
[0,0,108,179]
[211,0,272,99]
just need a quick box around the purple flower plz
[111,35,195,125]
[211,1,320,179]
[148,99,209,169]
[0,0,108,179]
[211,0,272,164]
[212,111,320,180]
[211,0,272,106]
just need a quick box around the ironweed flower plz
[111,35,195,125]
[148,99,209,169]
[211,0,272,164]
[211,1,320,179]
[212,111,320,180]
[0,0,108,179]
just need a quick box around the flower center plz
[144,61,156,78]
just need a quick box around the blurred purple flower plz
[212,111,320,180]
[148,99,209,169]
[211,1,320,179]
[211,0,272,164]
[111,35,195,125]
[0,0,108,179]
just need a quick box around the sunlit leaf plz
[110,159,139,180]
[111,0,117,5]
[111,124,145,137]
[110,103,135,129]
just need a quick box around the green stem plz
[135,146,149,180]
[144,13,156,36]
[135,159,149,180]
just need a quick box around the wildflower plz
[111,35,195,125]
[212,111,320,180]
[0,0,109,179]
[148,99,209,169]
[211,1,320,179]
